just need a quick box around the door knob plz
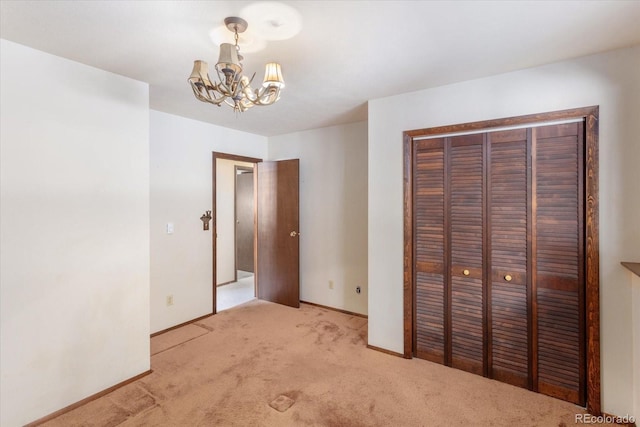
[504,274,512,282]
[463,269,470,276]
[290,231,298,237]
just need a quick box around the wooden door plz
[413,134,486,374]
[414,138,446,363]
[448,134,485,375]
[534,122,585,405]
[256,159,300,308]
[236,168,254,272]
[488,129,530,388]
[410,120,587,406]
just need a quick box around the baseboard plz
[151,313,213,337]
[25,369,153,426]
[366,344,405,358]
[300,300,367,318]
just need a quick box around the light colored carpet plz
[217,275,255,312]
[41,300,616,426]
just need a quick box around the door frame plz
[402,106,600,414]
[212,152,262,314]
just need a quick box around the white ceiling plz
[2,1,640,137]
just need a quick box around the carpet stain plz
[322,322,339,333]
[194,322,214,332]
[310,320,345,344]
[351,328,367,345]
[235,373,245,386]
[269,394,295,412]
[108,384,156,415]
[318,402,370,427]
[135,380,164,403]
[283,389,303,400]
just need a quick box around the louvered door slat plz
[535,123,584,405]
[414,139,446,363]
[489,129,529,388]
[449,135,484,375]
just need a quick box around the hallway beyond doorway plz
[217,270,254,311]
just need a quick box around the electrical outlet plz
[329,280,334,290]
[166,295,174,306]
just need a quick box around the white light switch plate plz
[166,222,174,234]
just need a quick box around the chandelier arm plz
[245,86,280,106]
[230,78,243,100]
[240,73,259,102]
[190,83,207,101]
[239,97,256,110]
[244,88,267,105]
[189,81,227,106]
[208,71,237,100]
[217,83,232,98]
[203,80,233,105]
[242,87,257,102]
[188,67,232,105]
[247,72,257,87]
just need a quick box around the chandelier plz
[188,17,285,113]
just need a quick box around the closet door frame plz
[402,106,600,414]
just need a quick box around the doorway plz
[215,165,255,312]
[212,153,301,313]
[212,152,300,314]
[235,166,254,276]
[213,153,261,313]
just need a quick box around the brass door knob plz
[463,269,470,276]
[504,274,513,282]
[290,231,298,237]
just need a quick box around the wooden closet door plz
[414,139,446,363]
[410,117,589,407]
[534,123,585,405]
[488,129,529,388]
[449,134,485,375]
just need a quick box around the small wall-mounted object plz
[200,210,212,231]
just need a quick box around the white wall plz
[269,122,368,315]
[0,40,150,427]
[216,158,254,285]
[368,46,640,416]
[150,110,266,333]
